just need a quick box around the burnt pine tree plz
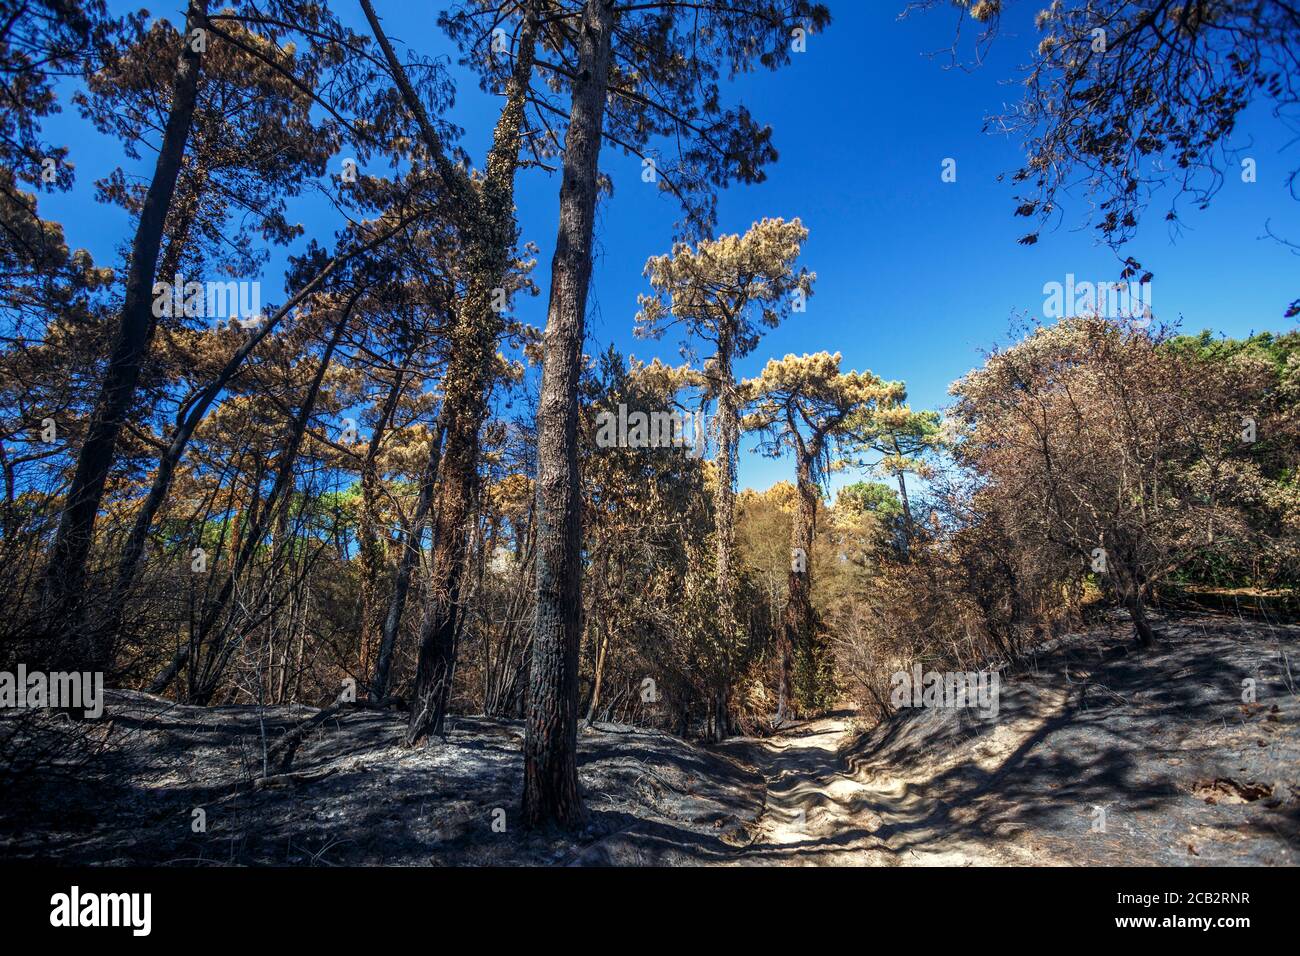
[79,11,352,667]
[524,0,617,829]
[358,1,542,742]
[39,0,370,665]
[521,0,830,828]
[40,0,209,657]
[0,2,116,618]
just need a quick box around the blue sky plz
[37,2,1300,495]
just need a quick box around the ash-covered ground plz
[1,611,1295,866]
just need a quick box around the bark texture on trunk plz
[369,420,443,701]
[404,401,477,742]
[522,0,614,830]
[356,370,407,680]
[709,338,738,741]
[402,10,540,744]
[779,442,818,721]
[41,0,208,661]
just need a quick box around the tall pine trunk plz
[779,446,817,720]
[356,371,407,681]
[404,400,477,741]
[41,0,207,661]
[403,11,539,743]
[892,437,915,540]
[709,337,738,741]
[522,0,614,830]
[369,419,443,701]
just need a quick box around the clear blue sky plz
[38,2,1299,495]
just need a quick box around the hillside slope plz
[833,611,1299,866]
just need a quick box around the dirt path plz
[726,712,891,865]
[725,710,1018,866]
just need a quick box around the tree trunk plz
[709,335,738,741]
[404,402,478,742]
[522,0,614,830]
[369,420,443,701]
[356,370,407,679]
[889,437,920,541]
[41,0,207,658]
[401,9,539,743]
[1116,561,1156,648]
[582,546,611,725]
[894,461,915,541]
[103,231,382,668]
[585,624,610,725]
[1129,596,1156,647]
[780,446,818,719]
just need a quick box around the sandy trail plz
[729,712,892,865]
[727,707,1053,866]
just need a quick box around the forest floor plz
[1,610,1296,866]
